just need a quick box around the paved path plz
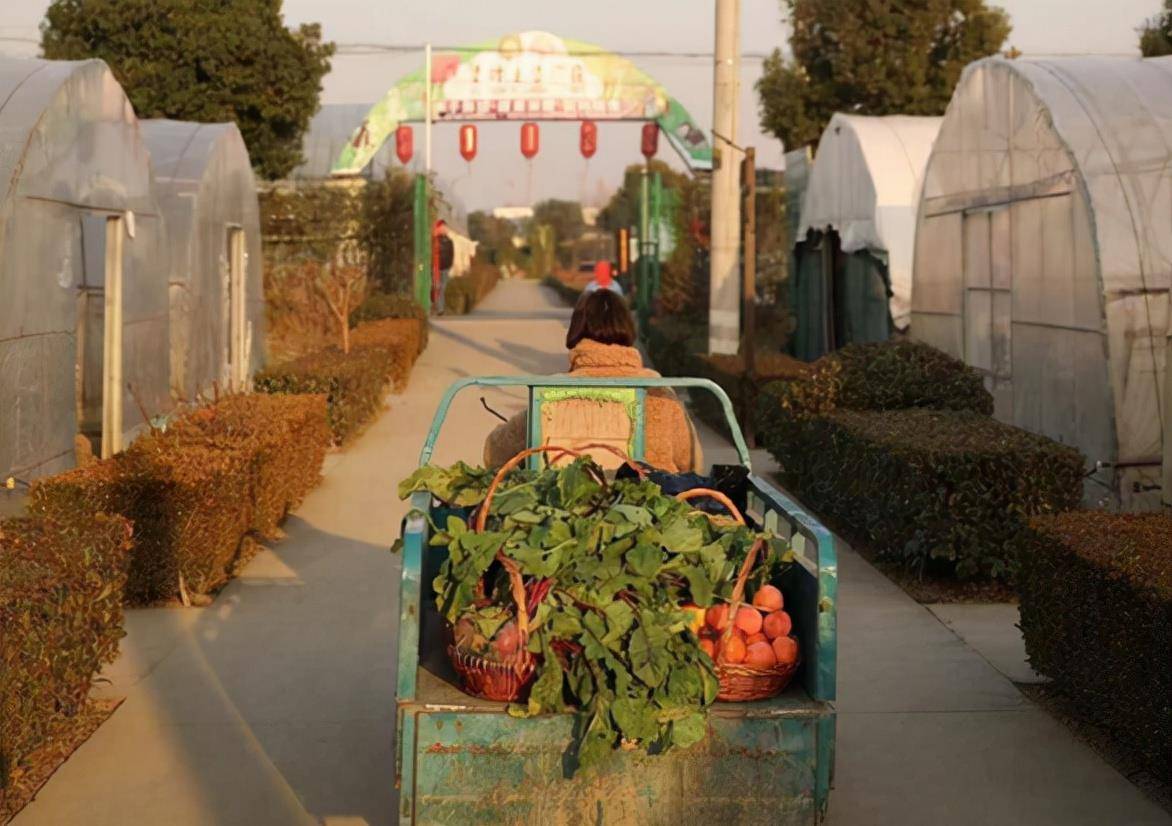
[16,281,1169,825]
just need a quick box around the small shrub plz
[351,319,426,390]
[773,339,993,418]
[1019,512,1171,777]
[30,442,254,604]
[162,394,330,537]
[1,513,132,800]
[758,405,1084,579]
[255,346,389,443]
[350,291,425,328]
[541,275,583,307]
[444,262,501,315]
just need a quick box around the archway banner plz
[331,31,712,175]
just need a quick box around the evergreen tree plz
[1140,0,1172,56]
[41,0,334,179]
[756,0,1011,150]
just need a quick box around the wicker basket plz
[676,488,800,703]
[446,445,634,702]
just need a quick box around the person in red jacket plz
[431,219,455,315]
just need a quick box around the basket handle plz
[720,537,766,647]
[675,487,746,526]
[544,442,647,479]
[495,549,531,646]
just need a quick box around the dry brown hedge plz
[255,346,390,444]
[31,441,253,604]
[163,394,330,537]
[0,513,131,803]
[351,318,426,390]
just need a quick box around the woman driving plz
[484,289,703,472]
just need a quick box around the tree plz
[531,199,585,244]
[468,211,519,265]
[41,0,334,179]
[756,0,1011,150]
[598,161,688,232]
[1140,1,1172,56]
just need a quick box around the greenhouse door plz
[225,227,248,390]
[962,206,1012,418]
[77,213,124,459]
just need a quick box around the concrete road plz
[16,281,1169,825]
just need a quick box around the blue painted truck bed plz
[395,378,837,824]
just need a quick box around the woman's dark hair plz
[565,289,636,349]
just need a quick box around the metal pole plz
[424,43,433,173]
[742,146,757,447]
[742,147,756,376]
[639,165,650,325]
[709,0,742,355]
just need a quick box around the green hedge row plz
[1019,512,1171,777]
[757,396,1084,580]
[1,513,132,805]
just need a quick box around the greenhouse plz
[141,120,265,399]
[0,58,170,480]
[912,56,1172,509]
[791,114,941,361]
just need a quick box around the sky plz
[0,0,1162,211]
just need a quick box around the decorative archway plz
[331,30,712,175]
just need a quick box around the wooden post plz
[741,147,757,446]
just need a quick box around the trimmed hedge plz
[255,346,390,443]
[351,318,426,390]
[31,440,254,604]
[771,339,993,418]
[542,274,583,306]
[759,405,1085,578]
[444,262,501,315]
[1019,512,1171,778]
[162,394,330,537]
[1,513,132,800]
[349,292,428,350]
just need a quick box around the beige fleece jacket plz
[483,340,704,472]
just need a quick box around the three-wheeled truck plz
[395,377,837,824]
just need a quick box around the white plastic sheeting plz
[141,120,265,399]
[0,58,170,479]
[797,114,941,330]
[912,56,1172,509]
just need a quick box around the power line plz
[333,43,776,60]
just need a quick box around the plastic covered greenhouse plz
[912,56,1171,509]
[141,120,264,399]
[791,114,941,361]
[0,58,170,480]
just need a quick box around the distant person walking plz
[431,219,455,315]
[584,260,623,296]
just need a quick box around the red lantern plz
[640,122,658,159]
[579,120,597,159]
[459,124,477,162]
[520,122,540,159]
[395,125,413,164]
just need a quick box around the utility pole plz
[709,0,742,355]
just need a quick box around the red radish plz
[492,621,521,659]
[745,632,767,646]
[699,638,716,660]
[745,641,777,667]
[734,605,763,636]
[772,635,798,665]
[763,610,792,640]
[752,584,784,611]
